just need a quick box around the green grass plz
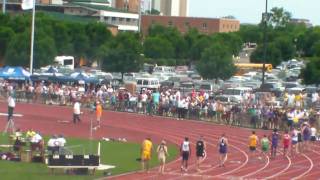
[0,135,179,180]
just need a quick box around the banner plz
[21,0,34,10]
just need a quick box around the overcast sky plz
[188,0,319,25]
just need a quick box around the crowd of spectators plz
[1,80,320,131]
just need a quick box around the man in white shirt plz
[73,100,81,124]
[7,94,15,121]
[56,135,66,147]
[47,135,59,154]
[30,132,44,158]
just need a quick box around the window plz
[168,21,173,26]
[126,18,131,22]
[202,23,207,29]
[111,17,116,22]
[105,17,109,21]
[143,80,149,85]
[119,18,124,22]
[185,22,190,27]
[137,80,142,85]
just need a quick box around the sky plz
[188,0,320,25]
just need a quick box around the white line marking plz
[0,112,23,117]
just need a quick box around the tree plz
[274,36,296,61]
[143,36,174,59]
[5,31,30,67]
[270,7,292,28]
[0,27,15,59]
[52,22,73,55]
[145,8,160,15]
[33,36,56,68]
[311,41,320,57]
[211,32,243,56]
[238,24,262,43]
[196,43,236,80]
[101,32,142,80]
[250,43,282,66]
[189,35,211,61]
[85,22,112,62]
[301,58,320,85]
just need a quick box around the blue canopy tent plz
[0,66,30,80]
[56,72,99,84]
[46,66,58,73]
[30,67,63,82]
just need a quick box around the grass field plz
[0,135,179,180]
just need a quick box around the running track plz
[0,102,319,180]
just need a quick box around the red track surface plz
[1,102,320,180]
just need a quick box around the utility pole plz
[262,0,268,85]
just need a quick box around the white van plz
[136,77,160,92]
[223,87,252,103]
[54,56,74,70]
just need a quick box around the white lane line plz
[291,153,314,180]
[0,112,23,117]
[241,156,270,178]
[265,155,292,179]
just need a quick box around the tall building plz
[152,0,188,16]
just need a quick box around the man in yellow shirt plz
[141,138,153,172]
[249,131,259,158]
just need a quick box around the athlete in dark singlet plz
[270,129,279,159]
[218,134,228,167]
[196,136,206,172]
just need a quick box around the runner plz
[297,127,303,153]
[301,122,311,152]
[248,131,259,158]
[218,134,228,167]
[270,128,280,159]
[260,135,269,162]
[310,125,317,148]
[283,130,291,157]
[141,138,153,172]
[156,140,169,174]
[291,127,298,157]
[180,137,191,172]
[95,101,102,128]
[196,136,206,172]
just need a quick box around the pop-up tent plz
[0,66,30,80]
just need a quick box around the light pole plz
[262,0,268,85]
[2,0,6,14]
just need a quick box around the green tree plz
[0,27,15,59]
[101,32,142,80]
[274,36,295,61]
[196,43,236,80]
[52,22,73,55]
[270,7,292,28]
[311,41,320,57]
[34,36,56,68]
[211,32,243,56]
[67,23,90,61]
[250,43,282,66]
[5,31,30,67]
[189,35,211,61]
[143,36,174,59]
[238,24,262,43]
[301,58,320,85]
[85,22,112,62]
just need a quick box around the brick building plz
[141,15,240,35]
